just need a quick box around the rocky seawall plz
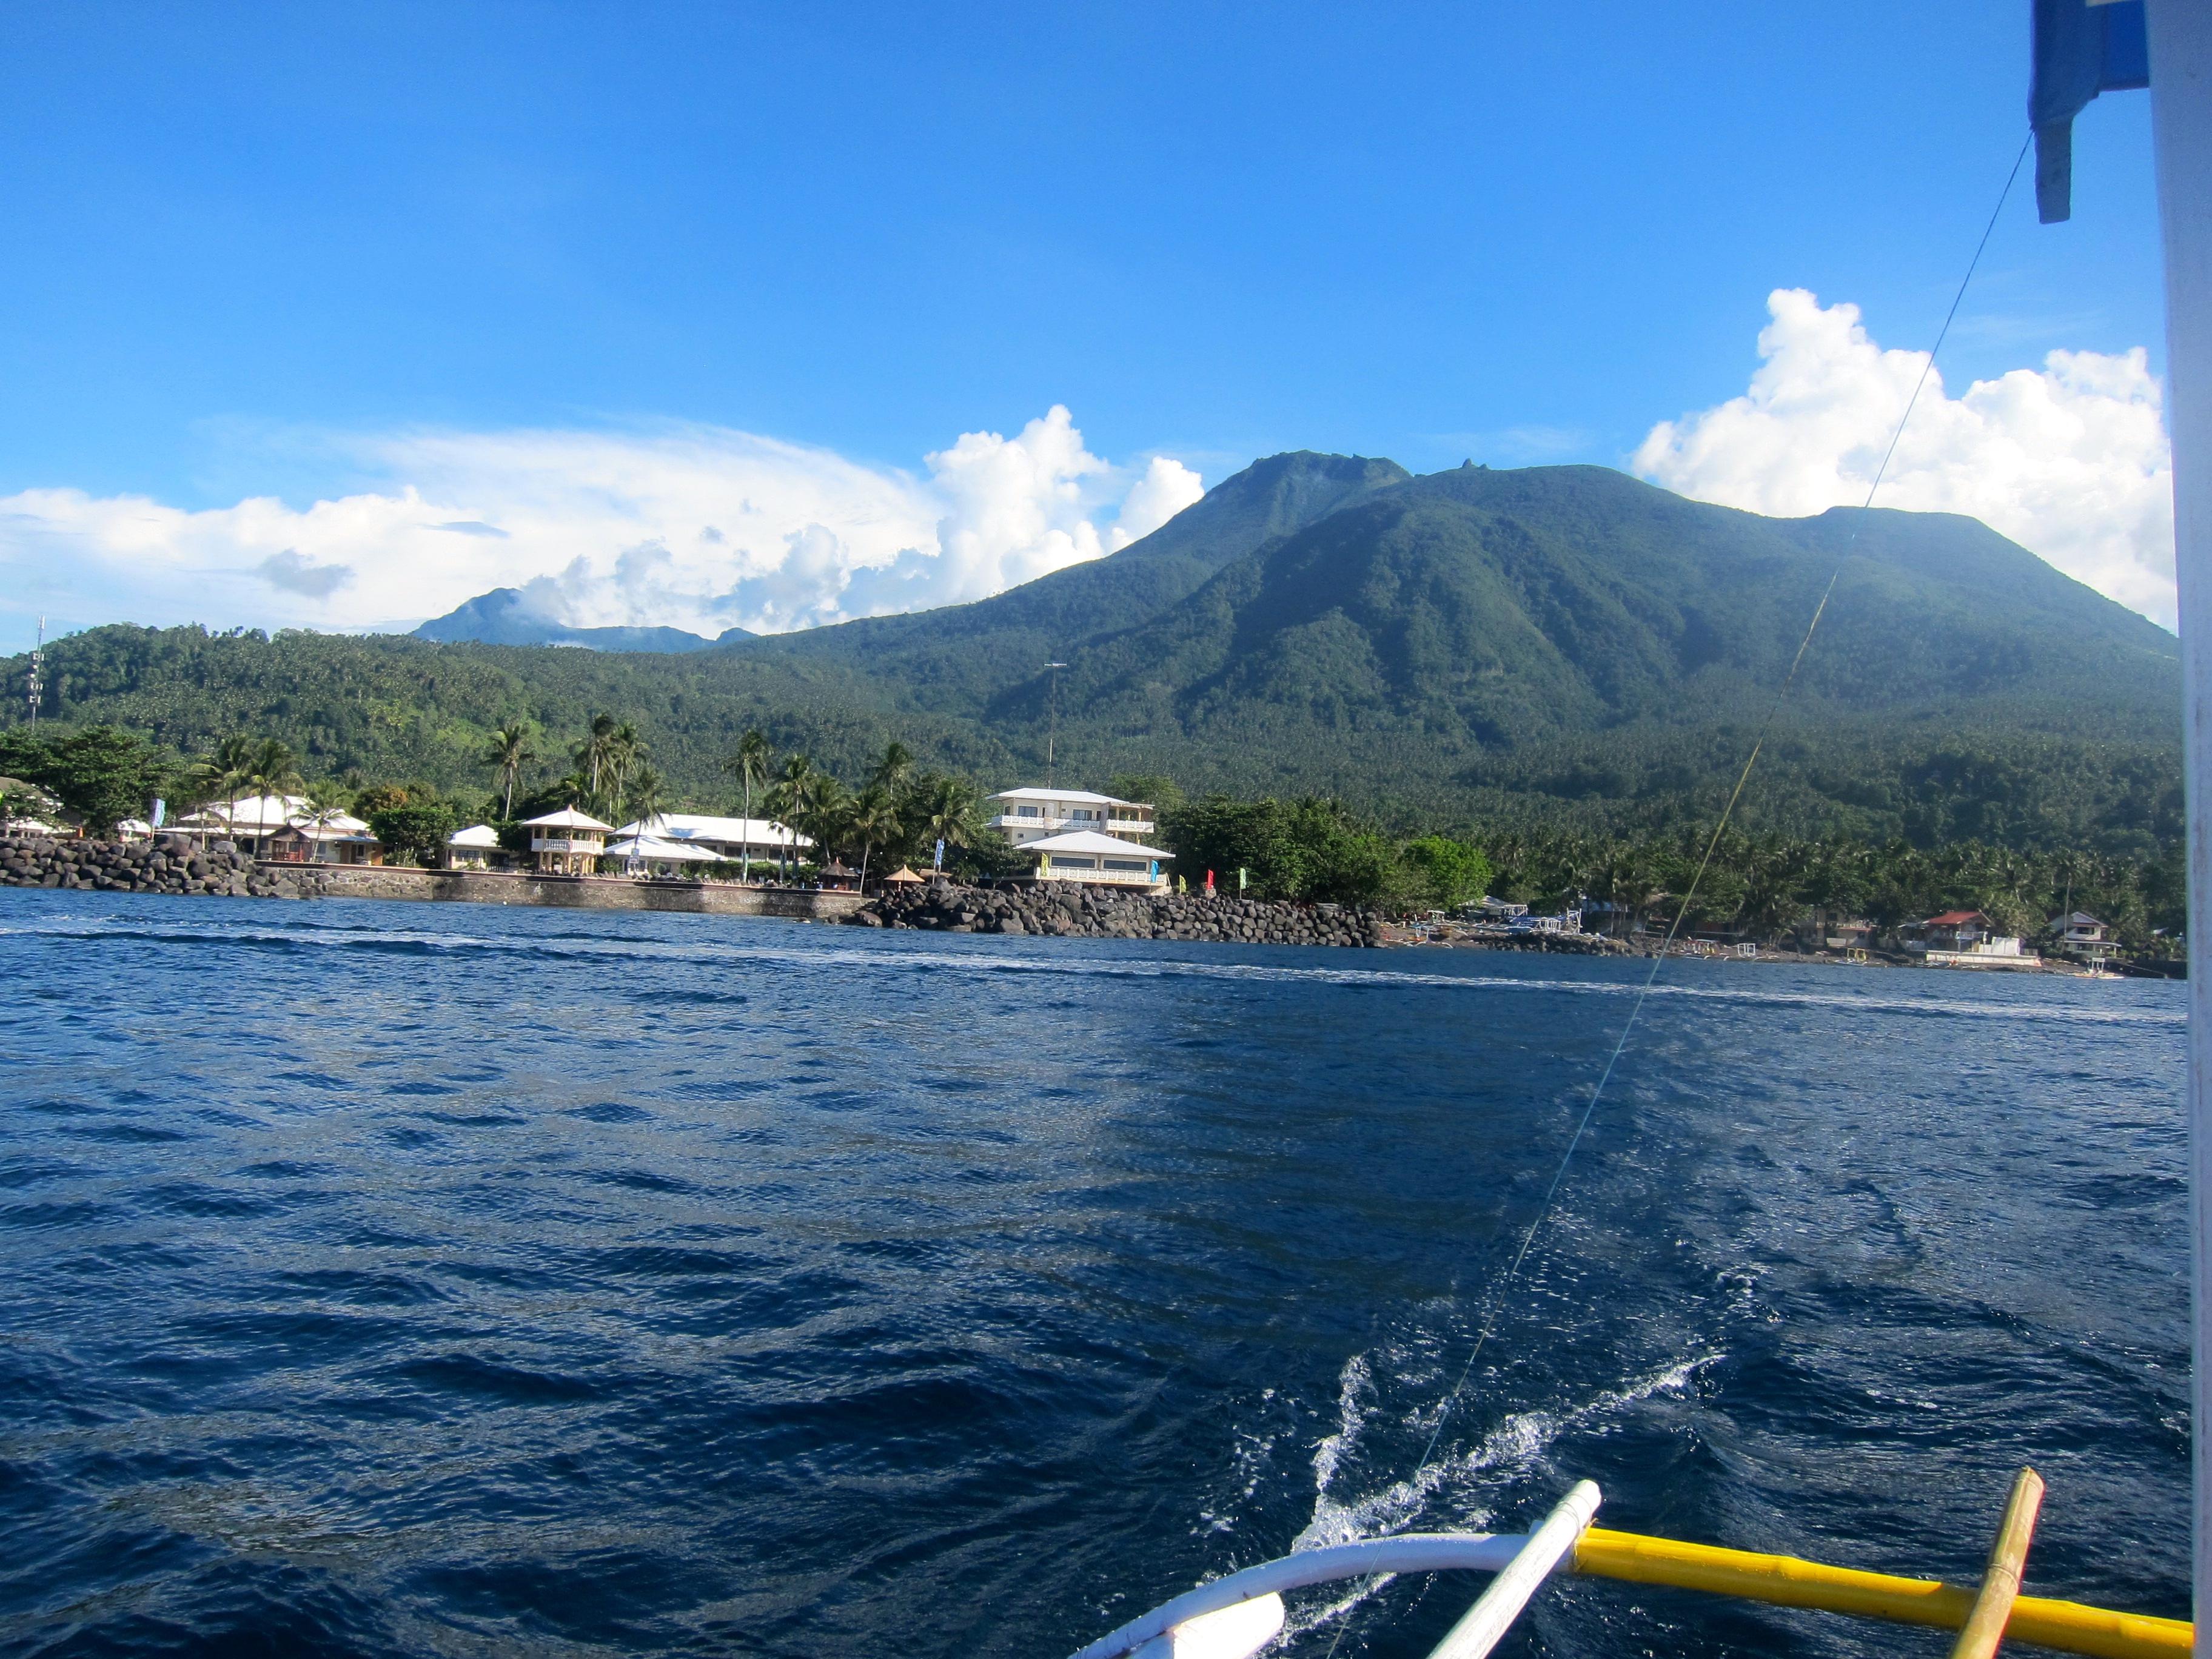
[848,881,1385,946]
[1,833,310,899]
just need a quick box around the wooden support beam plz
[1951,1468,2048,1659]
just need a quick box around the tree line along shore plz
[0,717,2185,963]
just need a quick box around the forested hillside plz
[1,454,2182,855]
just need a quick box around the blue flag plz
[2031,0,2150,224]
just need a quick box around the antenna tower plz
[1044,662,1067,787]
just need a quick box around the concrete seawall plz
[278,863,868,920]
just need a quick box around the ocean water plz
[0,890,2189,1658]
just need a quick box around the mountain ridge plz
[4,452,2180,853]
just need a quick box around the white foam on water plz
[1276,1350,1719,1641]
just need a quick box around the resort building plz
[986,788,1158,849]
[609,812,811,866]
[605,831,721,876]
[447,823,503,869]
[174,794,313,857]
[523,806,614,874]
[1023,828,1174,892]
[265,811,381,865]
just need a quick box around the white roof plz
[986,787,1147,808]
[522,806,616,831]
[448,823,502,848]
[613,812,811,849]
[606,834,720,862]
[1025,829,1173,859]
[179,794,312,831]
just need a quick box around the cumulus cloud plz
[1634,288,2175,626]
[0,406,1204,644]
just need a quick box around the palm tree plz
[290,793,353,865]
[485,723,536,820]
[574,713,619,808]
[241,739,303,855]
[870,739,914,797]
[623,767,666,875]
[769,752,819,881]
[606,723,645,819]
[191,732,258,837]
[846,783,897,891]
[723,728,773,883]
[914,774,983,874]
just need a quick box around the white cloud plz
[0,406,1203,645]
[1633,288,2176,626]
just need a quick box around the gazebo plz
[523,806,615,875]
[882,865,926,886]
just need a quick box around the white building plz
[447,823,503,869]
[609,812,811,866]
[1024,828,1174,891]
[266,811,381,866]
[523,806,614,874]
[985,788,1158,848]
[175,794,313,857]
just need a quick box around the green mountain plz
[412,587,741,652]
[1,453,2181,853]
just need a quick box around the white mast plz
[2143,0,2212,1624]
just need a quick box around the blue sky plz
[0,2,2173,649]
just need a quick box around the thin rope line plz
[1315,132,2031,1654]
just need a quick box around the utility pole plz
[1044,662,1067,786]
[26,618,44,729]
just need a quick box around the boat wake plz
[1275,1350,1719,1641]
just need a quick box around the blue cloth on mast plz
[2030,0,2150,223]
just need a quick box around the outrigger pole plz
[2137,0,2212,1627]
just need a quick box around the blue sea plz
[0,891,2190,1657]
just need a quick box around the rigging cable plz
[1318,130,2034,1652]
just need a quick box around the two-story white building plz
[985,786,1171,892]
[985,788,1158,848]
[522,806,614,874]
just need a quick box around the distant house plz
[609,812,811,866]
[266,811,381,866]
[174,794,313,857]
[522,806,614,874]
[2048,911,2110,950]
[986,788,1159,849]
[1024,828,1173,892]
[1909,909,2039,969]
[447,823,503,870]
[1914,911,1991,951]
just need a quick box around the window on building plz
[1018,805,1041,818]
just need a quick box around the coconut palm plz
[484,722,536,819]
[623,767,667,874]
[723,728,773,882]
[240,739,303,855]
[845,783,897,891]
[574,713,620,808]
[606,723,645,818]
[870,739,914,797]
[767,752,819,881]
[191,732,258,835]
[914,774,984,874]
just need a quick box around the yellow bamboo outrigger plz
[1572,1523,2190,1659]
